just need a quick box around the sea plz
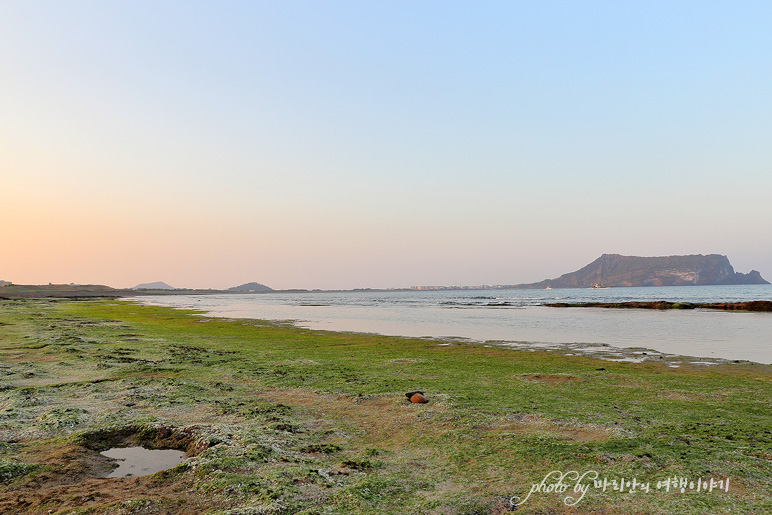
[127,285,772,365]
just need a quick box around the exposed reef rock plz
[547,301,772,312]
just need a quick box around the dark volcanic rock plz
[547,301,772,312]
[519,254,769,289]
[703,301,772,312]
[733,270,768,285]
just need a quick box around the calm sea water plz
[129,285,772,364]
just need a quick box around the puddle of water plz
[100,446,187,477]
[601,357,646,363]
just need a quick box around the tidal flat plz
[0,299,771,514]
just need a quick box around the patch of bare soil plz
[259,388,447,450]
[0,425,215,515]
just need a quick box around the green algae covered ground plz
[1,298,771,514]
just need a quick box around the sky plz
[2,1,771,290]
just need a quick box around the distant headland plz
[510,253,769,289]
[410,254,768,290]
[1,253,768,298]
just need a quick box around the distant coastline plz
[1,253,768,299]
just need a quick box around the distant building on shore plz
[410,285,491,291]
[0,280,11,286]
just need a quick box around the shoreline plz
[2,295,757,366]
[2,282,771,300]
[125,294,772,365]
[182,309,763,368]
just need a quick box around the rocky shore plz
[546,300,772,312]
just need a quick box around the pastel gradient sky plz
[2,1,771,290]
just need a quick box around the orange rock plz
[405,391,428,403]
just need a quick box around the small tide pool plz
[100,446,187,477]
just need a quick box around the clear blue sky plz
[2,1,771,289]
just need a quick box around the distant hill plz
[228,282,273,293]
[132,281,175,290]
[516,254,769,289]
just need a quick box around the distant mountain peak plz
[132,281,175,290]
[228,282,273,293]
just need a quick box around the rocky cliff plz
[519,254,769,289]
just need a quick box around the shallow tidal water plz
[101,447,187,478]
[129,285,772,364]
